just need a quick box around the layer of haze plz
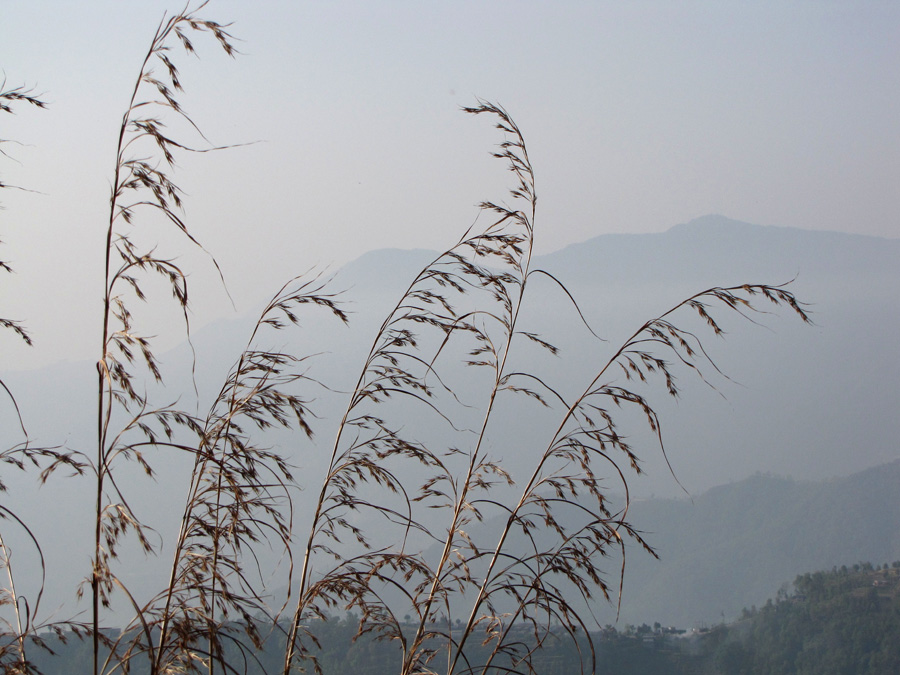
[2,0,899,370]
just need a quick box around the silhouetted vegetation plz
[2,4,811,674]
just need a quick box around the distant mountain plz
[11,215,898,493]
[1,215,897,620]
[601,460,900,627]
[414,458,900,629]
[546,214,899,288]
[531,215,900,494]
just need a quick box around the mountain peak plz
[666,214,764,235]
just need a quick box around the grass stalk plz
[4,6,814,674]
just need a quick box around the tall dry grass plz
[279,101,809,675]
[2,4,809,675]
[81,4,344,674]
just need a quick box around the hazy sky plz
[2,0,898,369]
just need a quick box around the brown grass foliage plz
[2,4,809,674]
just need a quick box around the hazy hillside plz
[7,215,898,493]
[1,215,897,622]
[606,459,900,627]
[334,215,900,496]
[414,458,900,629]
[535,215,900,494]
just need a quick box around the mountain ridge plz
[609,459,900,626]
[2,215,897,622]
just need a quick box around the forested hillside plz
[607,460,900,626]
[706,563,900,674]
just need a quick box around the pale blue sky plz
[2,1,898,368]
